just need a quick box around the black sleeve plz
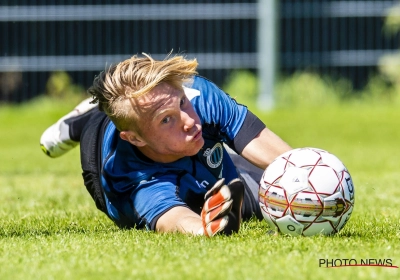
[229,110,266,154]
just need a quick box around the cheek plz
[192,111,201,124]
[156,131,182,146]
[186,105,200,123]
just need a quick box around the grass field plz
[0,97,399,280]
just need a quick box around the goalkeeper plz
[40,53,291,236]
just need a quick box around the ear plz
[120,130,146,147]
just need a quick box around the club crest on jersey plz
[203,143,223,168]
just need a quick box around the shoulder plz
[184,75,237,113]
[184,75,223,100]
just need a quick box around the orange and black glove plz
[200,178,244,237]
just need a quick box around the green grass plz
[0,97,399,280]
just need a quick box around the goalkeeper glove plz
[200,178,244,237]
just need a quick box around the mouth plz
[192,129,202,141]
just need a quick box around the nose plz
[181,110,195,132]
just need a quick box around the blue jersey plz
[100,76,264,230]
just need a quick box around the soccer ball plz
[258,147,355,236]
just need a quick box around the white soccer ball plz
[258,147,355,236]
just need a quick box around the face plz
[122,82,204,163]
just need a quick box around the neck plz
[136,146,182,163]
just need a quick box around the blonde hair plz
[88,53,198,132]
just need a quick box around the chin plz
[188,145,203,156]
[188,149,201,157]
[184,138,204,156]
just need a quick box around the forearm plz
[155,179,243,237]
[175,216,203,235]
[156,206,202,235]
[241,127,292,170]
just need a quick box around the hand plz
[200,178,244,237]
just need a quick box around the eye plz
[161,116,171,124]
[180,96,186,107]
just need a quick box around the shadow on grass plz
[0,219,120,238]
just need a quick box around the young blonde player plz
[40,53,291,236]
